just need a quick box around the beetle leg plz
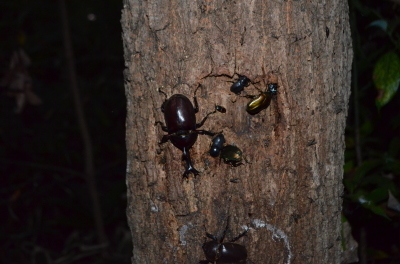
[196,130,216,137]
[196,110,217,128]
[155,121,168,132]
[229,229,248,243]
[158,88,168,112]
[159,134,170,144]
[182,147,199,178]
[243,156,252,164]
[243,94,257,99]
[231,162,244,167]
[193,95,199,113]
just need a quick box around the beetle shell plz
[245,83,278,115]
[220,145,243,166]
[209,134,226,157]
[203,241,247,263]
[246,92,273,115]
[218,243,247,263]
[202,241,220,261]
[230,76,250,94]
[201,224,248,264]
[163,94,198,150]
[215,105,227,113]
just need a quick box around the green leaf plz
[346,159,381,193]
[373,52,400,109]
[353,190,391,220]
[364,187,388,204]
[366,205,390,220]
[360,120,373,135]
[356,194,390,220]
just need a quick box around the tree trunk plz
[122,0,352,263]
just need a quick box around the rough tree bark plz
[122,0,352,263]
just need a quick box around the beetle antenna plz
[206,232,218,241]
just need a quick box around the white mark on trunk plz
[178,222,193,246]
[126,159,131,173]
[149,200,159,212]
[251,219,292,264]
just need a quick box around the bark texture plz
[122,0,352,263]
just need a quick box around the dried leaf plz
[1,49,42,113]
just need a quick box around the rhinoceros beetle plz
[156,86,218,178]
[246,83,278,115]
[199,217,248,264]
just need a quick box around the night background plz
[0,0,399,263]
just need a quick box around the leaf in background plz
[345,159,381,193]
[343,160,354,173]
[373,52,400,109]
[369,249,389,260]
[387,190,400,213]
[364,187,388,204]
[360,120,373,135]
[367,205,390,220]
[388,137,400,158]
[353,191,390,220]
[368,20,388,32]
[361,202,391,220]
[391,160,400,174]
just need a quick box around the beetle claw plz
[183,167,200,179]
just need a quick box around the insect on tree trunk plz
[122,0,352,263]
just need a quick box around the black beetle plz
[156,86,217,178]
[220,145,243,167]
[199,217,248,264]
[215,105,226,113]
[246,83,278,115]
[230,76,250,94]
[209,133,226,158]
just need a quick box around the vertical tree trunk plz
[122,0,352,263]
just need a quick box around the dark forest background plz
[1,0,399,263]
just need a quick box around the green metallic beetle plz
[220,145,244,167]
[246,83,278,115]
